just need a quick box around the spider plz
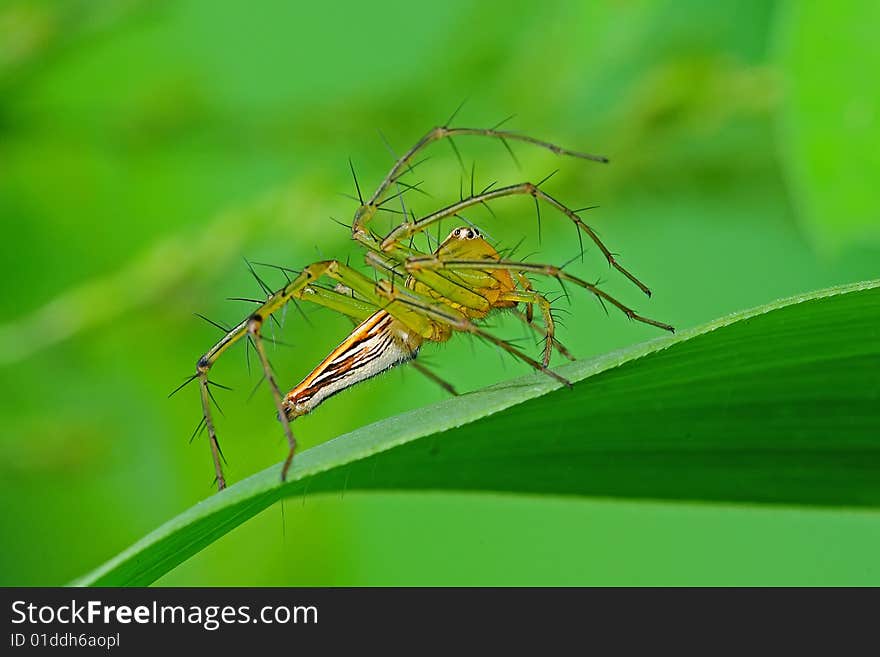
[182,122,674,491]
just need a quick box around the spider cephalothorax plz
[187,124,673,490]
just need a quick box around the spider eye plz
[466,229,475,239]
[453,229,461,237]
[473,228,481,237]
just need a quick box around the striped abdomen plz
[282,311,421,421]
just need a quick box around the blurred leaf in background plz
[0,0,878,586]
[775,0,880,253]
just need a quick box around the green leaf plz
[74,279,880,586]
[776,1,880,251]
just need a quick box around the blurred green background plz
[1,0,878,586]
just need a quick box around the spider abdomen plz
[283,311,421,420]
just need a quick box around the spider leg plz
[196,260,442,378]
[510,272,575,360]
[515,272,535,323]
[510,308,576,362]
[405,257,675,333]
[195,260,453,488]
[409,361,459,396]
[246,315,297,481]
[196,371,225,490]
[378,181,652,297]
[373,284,571,388]
[194,267,326,489]
[360,126,607,211]
[350,125,607,249]
[367,246,572,381]
[365,250,493,315]
[498,290,558,367]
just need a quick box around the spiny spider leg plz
[198,260,440,378]
[511,270,576,361]
[515,272,535,323]
[361,126,607,209]
[196,373,225,489]
[374,284,571,388]
[409,361,459,396]
[509,308,576,361]
[376,181,652,297]
[195,261,455,488]
[367,249,574,363]
[351,125,608,244]
[367,247,573,364]
[497,290,558,367]
[246,315,297,477]
[406,257,674,333]
[364,250,493,315]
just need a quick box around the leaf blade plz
[73,279,880,586]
